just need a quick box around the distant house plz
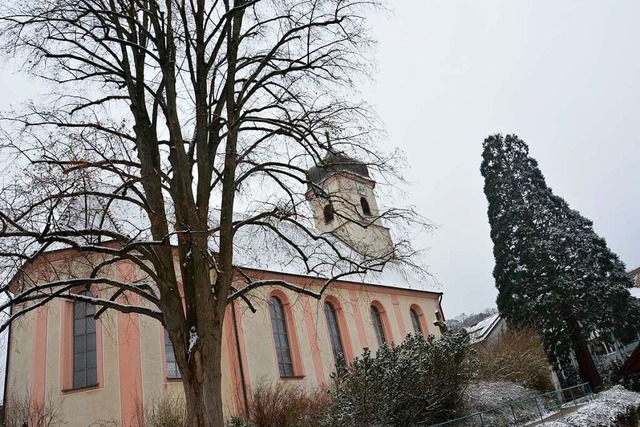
[630,266,640,289]
[464,313,507,345]
[465,265,640,387]
[618,266,640,378]
[627,265,640,310]
[587,266,640,372]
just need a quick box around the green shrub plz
[325,331,477,426]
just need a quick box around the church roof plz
[221,215,433,293]
[307,152,371,187]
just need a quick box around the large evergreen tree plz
[480,134,639,390]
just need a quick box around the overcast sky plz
[1,1,639,319]
[361,0,640,318]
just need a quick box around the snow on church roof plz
[224,218,437,294]
[15,210,436,298]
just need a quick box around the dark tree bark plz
[566,315,603,390]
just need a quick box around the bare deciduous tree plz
[0,0,428,425]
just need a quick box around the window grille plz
[324,302,345,363]
[370,305,387,347]
[73,292,98,388]
[164,329,181,379]
[269,296,295,377]
[410,308,423,335]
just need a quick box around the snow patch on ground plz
[541,386,640,426]
[465,381,538,412]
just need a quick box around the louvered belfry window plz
[323,204,335,223]
[360,197,372,216]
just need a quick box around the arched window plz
[410,308,423,335]
[360,197,371,216]
[164,329,181,379]
[323,204,335,223]
[269,296,294,377]
[73,292,97,388]
[370,305,387,347]
[324,302,345,363]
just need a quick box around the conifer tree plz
[480,134,639,389]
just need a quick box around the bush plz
[325,331,477,426]
[476,328,554,391]
[556,363,582,389]
[141,393,187,427]
[597,358,624,387]
[3,392,64,427]
[246,380,331,427]
[226,417,250,427]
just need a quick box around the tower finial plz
[324,130,332,151]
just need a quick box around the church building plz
[3,153,444,426]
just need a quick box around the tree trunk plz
[566,315,603,391]
[181,324,225,427]
[574,338,603,391]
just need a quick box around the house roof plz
[620,342,640,376]
[239,264,443,298]
[629,266,640,278]
[629,288,640,299]
[465,313,502,344]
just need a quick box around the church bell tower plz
[305,144,394,259]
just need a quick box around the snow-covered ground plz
[541,386,640,427]
[457,381,640,427]
[465,381,539,412]
[463,381,552,426]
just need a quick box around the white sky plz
[0,0,638,319]
[362,0,640,317]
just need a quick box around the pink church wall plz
[6,252,444,425]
